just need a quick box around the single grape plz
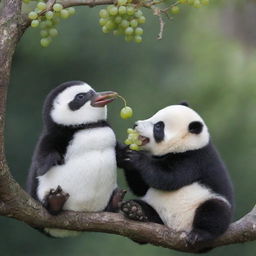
[138,16,146,24]
[171,6,180,14]
[49,28,58,37]
[130,19,138,28]
[135,27,143,35]
[134,35,142,43]
[125,139,132,145]
[135,10,143,18]
[31,20,40,28]
[106,20,115,30]
[99,18,108,26]
[120,106,133,119]
[40,38,51,47]
[40,29,48,37]
[118,6,127,15]
[109,6,118,16]
[68,7,76,15]
[102,26,109,33]
[127,6,135,15]
[37,2,47,11]
[130,144,139,151]
[46,11,54,20]
[114,16,122,24]
[99,9,108,18]
[127,128,135,134]
[121,19,129,28]
[28,11,38,20]
[53,3,64,12]
[125,27,133,35]
[60,9,69,19]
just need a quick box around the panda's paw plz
[44,185,70,215]
[121,200,148,222]
[123,150,146,169]
[186,229,214,246]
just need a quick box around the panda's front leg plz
[43,185,70,215]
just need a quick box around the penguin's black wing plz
[26,133,64,199]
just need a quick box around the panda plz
[117,102,234,244]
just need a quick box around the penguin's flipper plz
[105,188,127,212]
[43,185,70,215]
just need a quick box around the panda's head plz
[134,103,210,156]
[43,81,117,128]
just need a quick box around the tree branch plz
[0,0,256,254]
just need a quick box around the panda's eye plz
[155,122,163,129]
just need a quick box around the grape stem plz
[116,94,127,107]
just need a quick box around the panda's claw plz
[121,200,148,222]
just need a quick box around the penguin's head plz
[43,81,117,128]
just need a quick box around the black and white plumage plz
[27,81,122,237]
[117,103,234,244]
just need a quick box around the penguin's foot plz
[105,188,127,212]
[121,200,148,222]
[44,185,69,215]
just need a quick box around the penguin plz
[27,81,125,237]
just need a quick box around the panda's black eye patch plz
[69,90,95,111]
[189,121,203,134]
[154,121,165,143]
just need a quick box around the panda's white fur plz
[134,105,230,232]
[136,105,210,156]
[51,83,107,126]
[142,183,229,232]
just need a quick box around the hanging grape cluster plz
[98,0,146,43]
[23,0,210,47]
[26,1,75,47]
[124,128,142,151]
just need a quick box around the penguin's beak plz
[91,91,118,107]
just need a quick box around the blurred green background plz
[1,0,256,255]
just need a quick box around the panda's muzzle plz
[91,91,118,107]
[138,135,150,146]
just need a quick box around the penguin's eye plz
[76,93,86,100]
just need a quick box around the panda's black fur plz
[117,103,234,245]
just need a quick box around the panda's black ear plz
[189,121,203,134]
[179,101,189,107]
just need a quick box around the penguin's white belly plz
[37,127,117,212]
[142,182,228,232]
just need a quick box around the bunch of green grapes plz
[98,0,145,43]
[124,128,142,151]
[26,2,75,47]
[170,0,209,14]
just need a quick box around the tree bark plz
[0,1,255,254]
